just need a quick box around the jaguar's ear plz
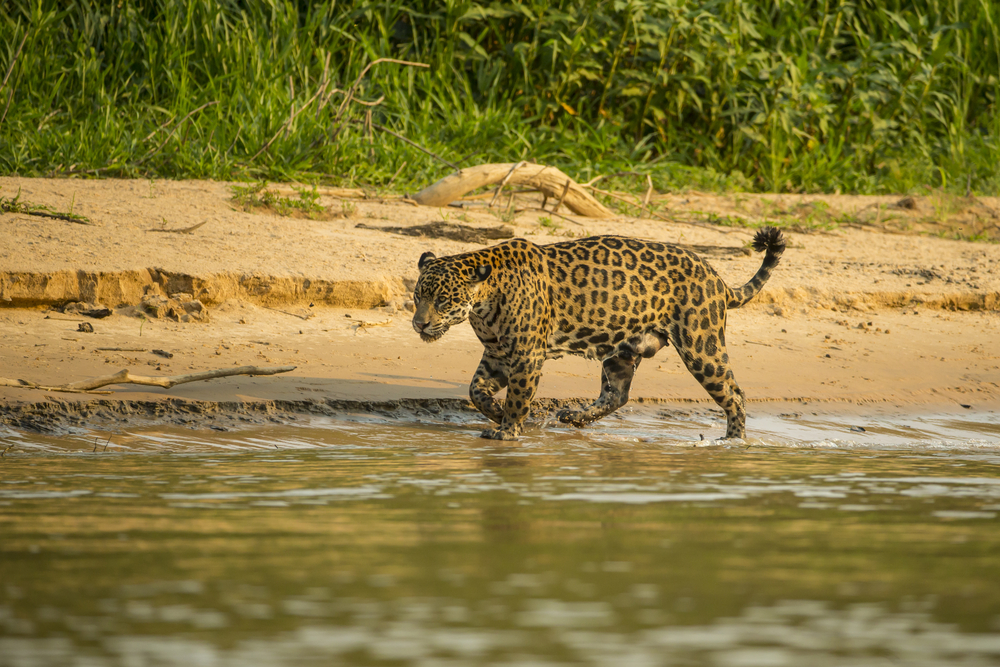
[418,252,436,270]
[471,264,492,284]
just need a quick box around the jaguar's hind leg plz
[556,355,639,427]
[556,331,667,427]
[669,322,747,439]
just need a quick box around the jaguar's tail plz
[725,226,785,309]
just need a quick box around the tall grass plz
[1,0,998,194]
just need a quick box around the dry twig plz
[134,101,220,168]
[648,209,737,234]
[489,161,528,208]
[350,119,458,170]
[552,179,571,215]
[354,319,392,333]
[0,32,29,128]
[640,174,653,218]
[0,377,112,395]
[0,365,295,394]
[146,220,208,234]
[330,58,429,139]
[262,305,314,321]
[522,207,584,226]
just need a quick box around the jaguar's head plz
[412,252,492,342]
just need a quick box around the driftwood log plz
[412,162,614,218]
[0,365,296,394]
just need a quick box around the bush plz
[1,0,997,193]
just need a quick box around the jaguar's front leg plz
[469,353,508,424]
[481,352,544,441]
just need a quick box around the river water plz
[2,408,1000,666]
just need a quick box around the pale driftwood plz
[65,365,296,390]
[0,377,112,395]
[0,365,295,394]
[412,163,614,218]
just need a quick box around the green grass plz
[231,182,328,218]
[1,0,998,196]
[0,187,92,224]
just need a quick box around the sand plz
[1,176,999,433]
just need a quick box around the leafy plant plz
[230,182,327,219]
[0,0,997,195]
[0,187,91,224]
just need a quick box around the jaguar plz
[412,227,785,441]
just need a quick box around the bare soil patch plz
[1,176,999,432]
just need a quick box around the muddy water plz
[2,410,1000,666]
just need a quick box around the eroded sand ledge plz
[0,269,405,309]
[2,177,999,433]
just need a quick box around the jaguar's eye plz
[435,298,448,310]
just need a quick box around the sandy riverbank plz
[1,177,999,434]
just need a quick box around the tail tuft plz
[751,226,786,255]
[725,226,786,309]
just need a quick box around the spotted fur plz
[412,227,785,440]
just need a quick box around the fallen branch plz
[262,305,314,320]
[640,174,653,218]
[387,161,407,188]
[0,32,28,97]
[588,185,644,212]
[330,58,429,139]
[354,319,392,333]
[147,220,208,234]
[66,101,220,176]
[648,208,738,234]
[449,188,541,202]
[521,207,584,226]
[489,161,527,208]
[3,207,94,225]
[0,365,295,394]
[350,119,458,170]
[552,179,572,215]
[0,190,93,225]
[0,377,113,395]
[251,82,336,161]
[133,101,219,168]
[0,31,29,129]
[412,163,613,218]
[581,171,648,189]
[72,365,295,391]
[267,185,367,199]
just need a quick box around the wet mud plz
[0,396,627,435]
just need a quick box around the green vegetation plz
[230,182,327,218]
[1,0,998,195]
[0,187,92,224]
